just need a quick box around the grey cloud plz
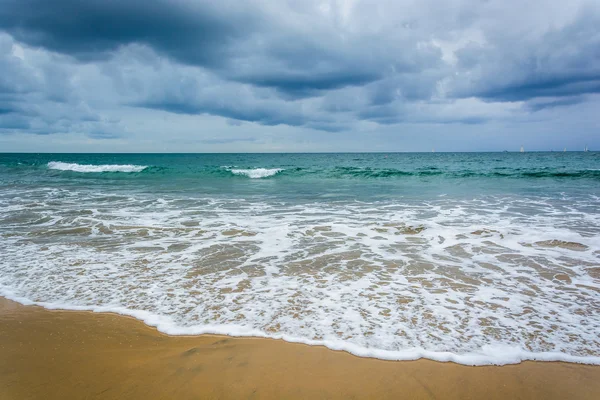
[0,0,446,97]
[136,98,310,128]
[482,77,600,102]
[449,7,600,102]
[0,0,599,148]
[236,70,380,99]
[366,70,446,106]
[0,114,31,130]
[525,96,589,112]
[0,96,124,137]
[0,36,41,95]
[100,45,343,130]
[226,119,244,126]
[226,19,444,98]
[0,33,125,136]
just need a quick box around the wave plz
[1,290,599,366]
[329,167,600,179]
[47,161,147,173]
[9,162,600,180]
[521,170,600,178]
[330,167,414,178]
[229,168,283,178]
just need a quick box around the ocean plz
[1,152,599,365]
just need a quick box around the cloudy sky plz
[0,0,598,152]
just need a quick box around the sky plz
[0,0,599,152]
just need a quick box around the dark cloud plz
[0,0,251,65]
[137,99,309,128]
[303,121,348,133]
[0,0,386,96]
[481,77,600,102]
[357,101,491,126]
[238,70,380,98]
[525,96,589,112]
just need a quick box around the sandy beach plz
[2,0,600,397]
[1,297,599,399]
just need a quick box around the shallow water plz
[1,152,599,365]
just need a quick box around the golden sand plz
[1,297,599,399]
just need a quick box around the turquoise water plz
[2,152,599,199]
[1,152,599,365]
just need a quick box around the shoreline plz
[3,292,599,366]
[1,297,600,399]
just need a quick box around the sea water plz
[1,152,599,365]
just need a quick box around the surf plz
[227,167,284,178]
[47,161,147,173]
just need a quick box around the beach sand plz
[1,297,599,399]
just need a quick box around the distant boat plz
[520,146,524,153]
[584,146,588,152]
[564,148,566,152]
[432,148,435,153]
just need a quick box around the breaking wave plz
[228,168,284,178]
[47,162,147,173]
[0,162,594,180]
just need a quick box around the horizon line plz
[0,150,596,155]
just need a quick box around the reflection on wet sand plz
[1,298,599,400]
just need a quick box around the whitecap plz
[47,161,147,173]
[230,168,283,178]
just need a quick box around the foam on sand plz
[4,297,599,400]
[1,188,599,366]
[1,288,599,366]
[47,161,147,173]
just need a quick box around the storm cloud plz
[0,0,598,151]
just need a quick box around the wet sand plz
[1,297,599,399]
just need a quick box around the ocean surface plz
[1,152,599,365]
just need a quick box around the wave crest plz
[47,162,147,173]
[229,168,283,178]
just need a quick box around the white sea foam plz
[47,161,147,173]
[1,188,599,366]
[229,168,283,178]
[1,288,598,366]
